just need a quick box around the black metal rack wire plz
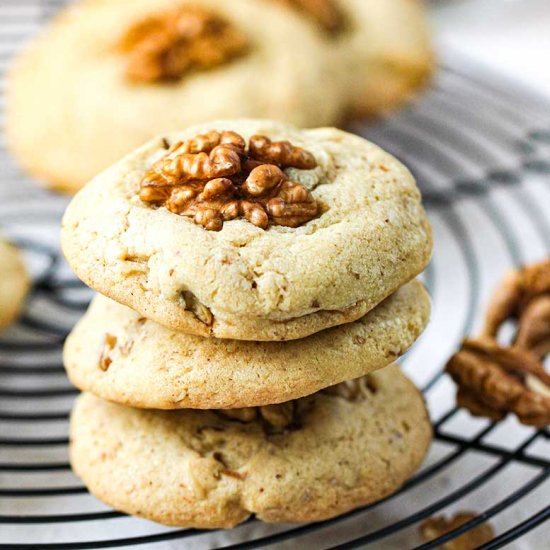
[1,1,550,548]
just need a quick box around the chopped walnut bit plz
[259,403,295,429]
[322,376,376,401]
[217,402,296,430]
[139,131,319,231]
[119,6,249,83]
[221,469,247,480]
[181,291,213,325]
[217,407,258,423]
[99,333,117,371]
[276,0,347,36]
[217,378,379,432]
[447,258,550,427]
[420,512,494,550]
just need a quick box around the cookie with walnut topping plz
[6,0,344,193]
[338,0,434,115]
[64,280,429,409]
[0,237,29,331]
[70,364,432,528]
[271,0,434,115]
[61,119,432,341]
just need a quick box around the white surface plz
[432,0,550,98]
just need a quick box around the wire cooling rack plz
[1,2,550,549]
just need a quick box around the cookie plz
[61,120,432,341]
[70,364,432,528]
[64,280,429,409]
[274,0,433,115]
[338,0,434,115]
[0,238,29,331]
[6,0,344,193]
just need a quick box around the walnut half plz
[446,338,550,427]
[446,259,550,428]
[139,131,319,231]
[119,6,249,83]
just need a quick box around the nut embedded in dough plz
[69,365,432,528]
[63,281,430,409]
[60,120,433,341]
[118,5,249,82]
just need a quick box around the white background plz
[433,0,550,97]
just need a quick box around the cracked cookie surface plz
[6,0,344,193]
[0,238,29,331]
[64,280,429,409]
[70,365,432,528]
[61,120,432,341]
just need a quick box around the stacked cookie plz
[62,119,433,528]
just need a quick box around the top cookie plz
[0,238,29,331]
[6,0,344,193]
[62,119,432,341]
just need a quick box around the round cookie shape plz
[6,0,344,193]
[337,0,434,115]
[0,238,29,331]
[70,365,432,528]
[276,0,433,115]
[61,120,432,341]
[64,280,429,409]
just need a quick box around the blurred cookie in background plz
[338,0,434,116]
[5,0,344,193]
[0,237,29,331]
[271,0,435,115]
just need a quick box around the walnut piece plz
[420,512,494,550]
[99,333,117,371]
[322,376,378,400]
[482,259,550,343]
[259,403,295,429]
[446,259,550,427]
[276,0,347,36]
[119,6,248,83]
[216,376,376,431]
[217,407,258,423]
[181,291,213,326]
[217,402,296,431]
[447,339,550,427]
[139,131,319,231]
